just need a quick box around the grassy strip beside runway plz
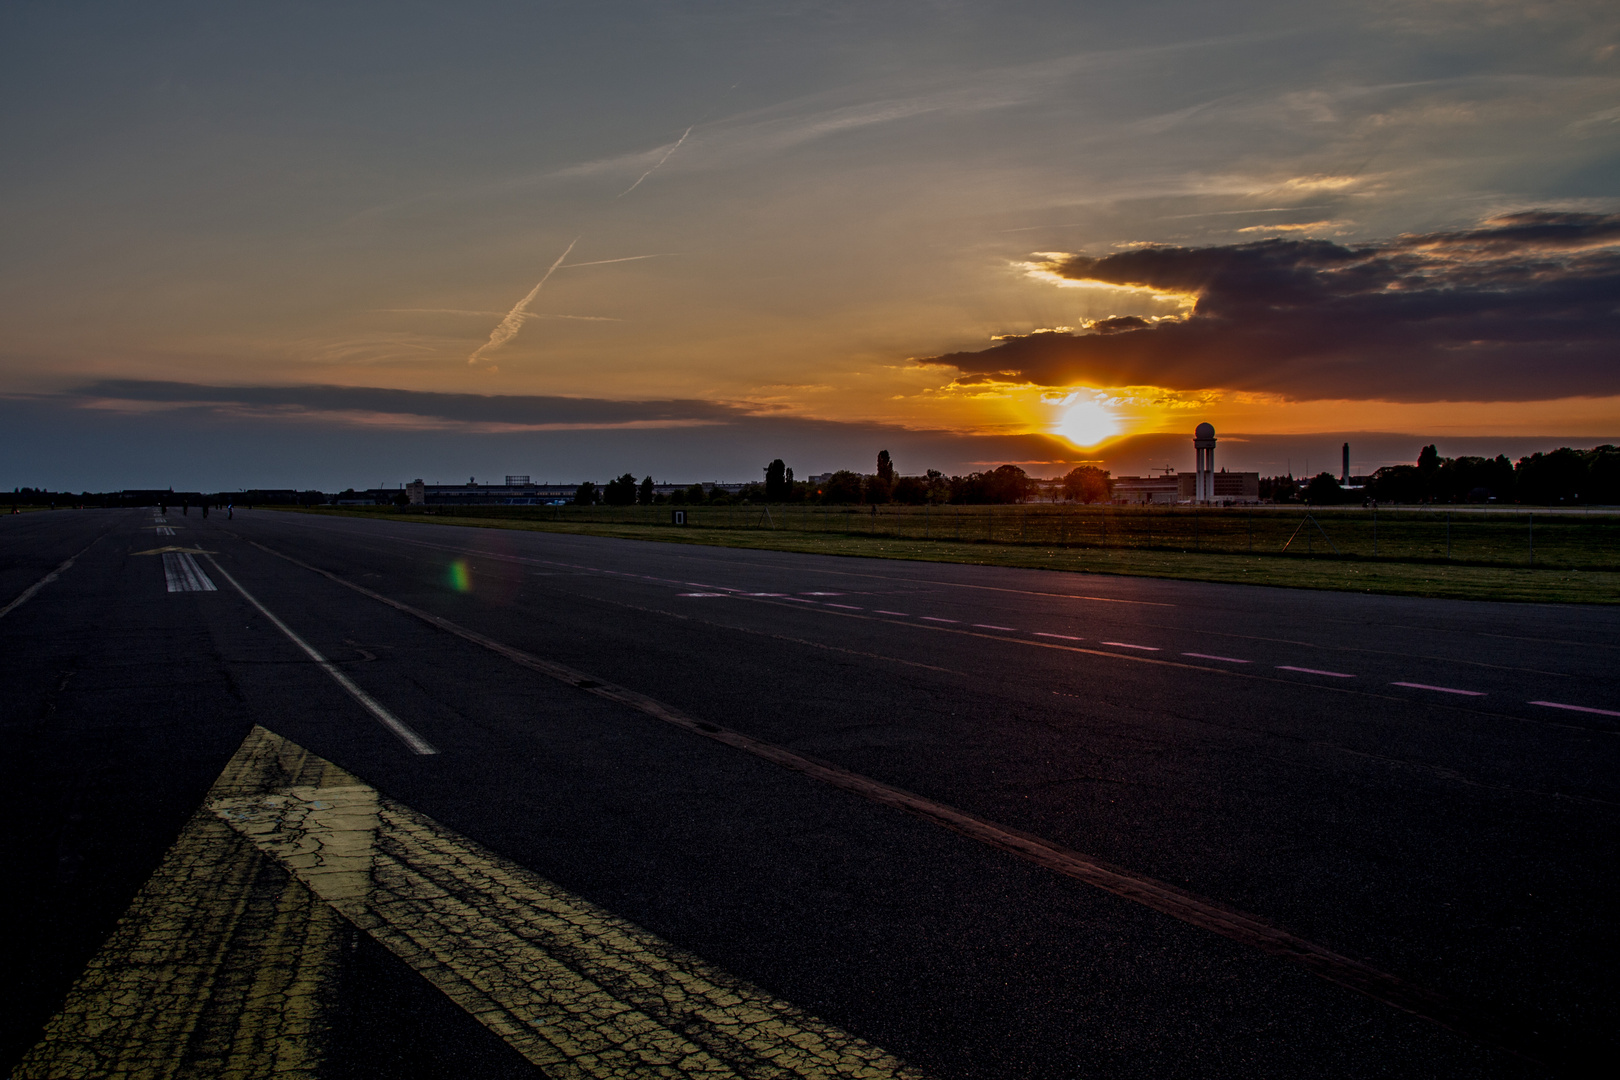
[283,505,1620,604]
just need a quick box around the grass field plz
[284,503,1620,604]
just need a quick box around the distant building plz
[1113,472,1181,505]
[1111,423,1260,504]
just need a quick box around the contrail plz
[618,127,691,197]
[467,238,578,365]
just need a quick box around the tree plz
[1304,472,1343,505]
[603,473,638,506]
[876,450,895,485]
[573,481,598,505]
[820,470,863,504]
[638,476,654,505]
[1061,466,1111,504]
[862,474,892,503]
[764,459,788,501]
[986,464,1031,504]
[891,475,929,504]
[686,483,707,504]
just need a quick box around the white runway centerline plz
[1392,681,1485,696]
[1035,632,1082,641]
[163,552,217,593]
[1277,665,1355,678]
[1531,700,1620,718]
[1102,641,1159,651]
[1183,652,1250,663]
[203,556,437,755]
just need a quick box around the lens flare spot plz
[1057,400,1121,447]
[447,559,472,593]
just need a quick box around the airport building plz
[1112,425,1260,504]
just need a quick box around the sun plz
[1056,399,1121,447]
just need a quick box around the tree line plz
[1270,445,1620,506]
[573,454,1115,507]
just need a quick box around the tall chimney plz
[1342,443,1350,485]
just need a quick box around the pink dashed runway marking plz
[1278,665,1355,678]
[1102,641,1159,651]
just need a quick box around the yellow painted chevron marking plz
[16,728,927,1080]
[12,735,347,1079]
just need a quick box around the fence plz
[398,504,1620,571]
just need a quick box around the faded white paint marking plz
[973,624,1017,631]
[1102,641,1159,651]
[1277,665,1355,678]
[1035,632,1082,641]
[1184,652,1250,664]
[163,552,217,593]
[1530,700,1620,718]
[1392,682,1485,697]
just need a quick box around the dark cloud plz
[73,380,749,427]
[932,212,1620,402]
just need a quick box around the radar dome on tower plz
[1195,422,1215,440]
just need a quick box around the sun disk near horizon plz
[1056,399,1122,448]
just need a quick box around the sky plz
[1,0,1616,490]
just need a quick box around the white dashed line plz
[801,592,842,596]
[744,592,787,597]
[677,592,730,597]
[1530,700,1620,718]
[1101,641,1159,651]
[921,616,958,623]
[973,624,1017,631]
[874,610,910,617]
[827,603,863,610]
[1183,652,1250,664]
[1277,665,1355,678]
[1391,682,1485,696]
[1035,632,1082,641]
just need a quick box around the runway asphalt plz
[2,507,1615,1078]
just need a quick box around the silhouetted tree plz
[764,459,788,501]
[1304,472,1344,505]
[573,481,598,505]
[638,476,655,505]
[821,470,863,504]
[1061,466,1111,504]
[602,473,637,506]
[891,475,929,504]
[686,483,707,504]
[862,474,892,503]
[876,450,895,485]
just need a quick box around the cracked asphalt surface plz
[2,507,1616,1078]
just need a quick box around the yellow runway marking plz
[16,728,926,1080]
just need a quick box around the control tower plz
[1193,423,1217,503]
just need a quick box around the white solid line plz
[204,556,438,756]
[1183,652,1251,664]
[921,616,958,623]
[1391,681,1485,696]
[1102,641,1159,651]
[1277,665,1355,678]
[973,624,1017,631]
[0,557,74,620]
[1035,632,1082,641]
[1530,700,1620,718]
[874,610,910,617]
